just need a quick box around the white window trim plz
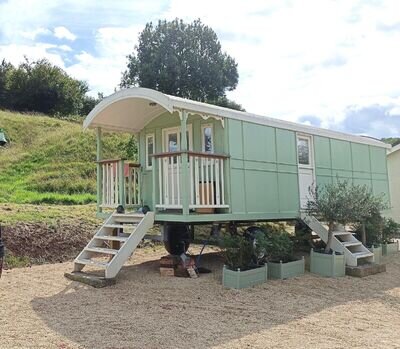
[146,133,155,170]
[201,123,214,153]
[162,124,193,152]
[297,134,314,169]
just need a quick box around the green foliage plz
[221,233,265,271]
[307,178,388,251]
[381,137,400,147]
[0,111,136,204]
[357,216,400,245]
[260,225,294,262]
[121,18,242,110]
[0,57,99,117]
[4,254,31,268]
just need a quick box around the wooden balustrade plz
[153,151,229,210]
[98,159,140,208]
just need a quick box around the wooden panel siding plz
[314,135,390,201]
[227,119,300,217]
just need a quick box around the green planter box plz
[368,245,382,264]
[222,264,268,289]
[382,241,399,255]
[268,257,305,280]
[310,249,345,277]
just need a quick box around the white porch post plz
[180,110,190,215]
[96,127,103,214]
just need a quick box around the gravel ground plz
[1,246,400,349]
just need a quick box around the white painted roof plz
[388,143,400,155]
[83,87,390,149]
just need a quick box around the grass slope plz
[0,110,134,204]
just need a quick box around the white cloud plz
[0,0,400,137]
[53,26,77,41]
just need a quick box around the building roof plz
[83,87,390,149]
[388,143,400,155]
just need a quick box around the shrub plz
[260,225,294,262]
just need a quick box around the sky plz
[0,0,400,138]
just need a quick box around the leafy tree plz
[306,179,387,253]
[0,59,14,109]
[381,137,400,147]
[121,19,242,110]
[5,57,88,116]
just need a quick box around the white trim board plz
[83,87,390,149]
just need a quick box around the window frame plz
[145,133,155,170]
[201,123,214,153]
[297,134,313,168]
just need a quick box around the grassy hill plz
[0,110,134,205]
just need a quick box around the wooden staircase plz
[301,213,374,267]
[73,211,155,278]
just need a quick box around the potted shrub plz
[306,179,388,276]
[221,232,268,289]
[381,218,400,255]
[261,225,305,280]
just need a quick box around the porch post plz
[180,110,190,215]
[96,127,103,214]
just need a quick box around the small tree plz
[307,179,387,253]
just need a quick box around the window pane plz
[298,138,310,165]
[147,136,154,167]
[203,126,213,152]
[168,133,178,152]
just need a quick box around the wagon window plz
[297,137,310,165]
[202,124,213,153]
[146,134,155,169]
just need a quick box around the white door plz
[162,126,193,206]
[297,135,315,209]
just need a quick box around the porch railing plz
[154,151,229,210]
[98,159,140,208]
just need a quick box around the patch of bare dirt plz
[2,221,95,264]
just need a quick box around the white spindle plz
[200,157,205,205]
[189,156,194,205]
[177,155,181,205]
[215,159,220,205]
[205,157,209,205]
[195,157,200,205]
[210,159,214,205]
[171,156,175,206]
[158,158,163,206]
[220,159,225,205]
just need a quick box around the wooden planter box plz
[368,245,382,264]
[310,249,345,277]
[268,257,305,280]
[382,241,399,256]
[222,264,268,289]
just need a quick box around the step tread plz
[104,224,138,229]
[333,231,353,236]
[342,241,362,247]
[75,258,108,268]
[85,247,119,255]
[353,251,374,258]
[94,235,129,242]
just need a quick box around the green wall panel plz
[276,129,297,164]
[370,146,387,174]
[278,173,300,213]
[316,175,333,187]
[245,170,279,213]
[228,119,243,159]
[351,143,371,173]
[372,180,389,199]
[244,160,277,172]
[243,123,276,162]
[314,136,331,169]
[331,139,352,170]
[230,169,246,213]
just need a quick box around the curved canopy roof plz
[84,87,390,149]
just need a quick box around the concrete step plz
[112,213,144,222]
[333,231,353,236]
[85,247,119,255]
